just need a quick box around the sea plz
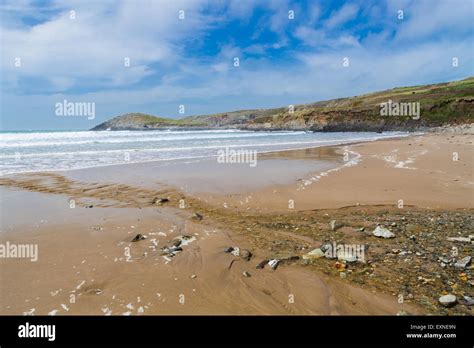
[0,130,408,175]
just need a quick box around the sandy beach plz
[0,129,472,316]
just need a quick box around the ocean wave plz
[0,130,307,148]
[0,131,408,174]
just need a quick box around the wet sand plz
[0,130,472,315]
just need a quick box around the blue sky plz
[0,0,473,130]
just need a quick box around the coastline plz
[0,129,472,315]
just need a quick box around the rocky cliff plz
[91,77,474,132]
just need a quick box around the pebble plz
[462,295,474,306]
[171,239,182,247]
[268,259,280,270]
[153,197,169,205]
[131,234,146,242]
[438,294,457,307]
[372,226,395,238]
[446,237,470,243]
[454,256,471,269]
[243,271,251,277]
[192,212,203,221]
[330,220,343,231]
[231,247,240,257]
[302,248,325,260]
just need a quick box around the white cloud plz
[5,36,470,112]
[0,0,210,91]
[325,3,359,29]
[294,26,360,48]
[392,0,474,41]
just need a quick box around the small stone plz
[224,247,234,253]
[302,248,325,260]
[191,274,197,279]
[330,220,343,231]
[358,227,365,232]
[268,259,280,270]
[242,271,251,277]
[372,226,395,238]
[169,246,183,253]
[171,239,182,247]
[131,234,146,242]
[339,272,347,279]
[438,294,457,308]
[192,212,203,221]
[446,237,470,243]
[231,247,240,257]
[462,295,474,306]
[454,256,471,269]
[153,197,169,205]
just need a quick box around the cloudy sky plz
[1,0,473,130]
